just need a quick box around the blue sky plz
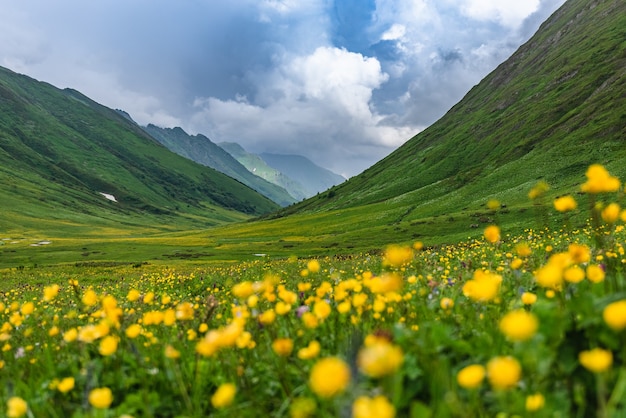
[0,0,566,177]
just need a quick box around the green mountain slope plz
[0,66,279,236]
[142,125,296,206]
[276,0,626,220]
[219,142,310,201]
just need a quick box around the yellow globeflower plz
[98,336,118,356]
[603,300,626,331]
[43,284,60,302]
[307,259,321,273]
[487,356,521,390]
[298,341,321,360]
[462,270,502,302]
[586,265,605,283]
[357,340,403,378]
[313,300,332,320]
[440,297,454,310]
[499,310,538,342]
[88,387,113,409]
[568,243,591,263]
[581,164,621,193]
[57,377,75,393]
[352,395,395,418]
[6,397,28,418]
[525,393,545,411]
[534,263,563,289]
[564,265,585,284]
[521,292,537,305]
[272,338,294,357]
[602,203,621,223]
[554,195,577,212]
[309,357,351,398]
[125,324,142,339]
[126,289,141,302]
[579,348,612,373]
[484,225,501,244]
[383,245,413,267]
[211,383,236,408]
[456,364,486,389]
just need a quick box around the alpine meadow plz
[1,0,626,417]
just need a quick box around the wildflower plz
[357,339,403,378]
[487,356,521,390]
[352,395,395,418]
[82,289,98,306]
[603,300,626,331]
[568,243,591,263]
[259,309,276,325]
[125,324,142,339]
[165,345,181,359]
[581,164,620,193]
[298,341,321,360]
[63,328,78,342]
[290,397,317,418]
[301,312,319,328]
[515,242,532,257]
[211,383,236,408]
[521,292,537,305]
[602,203,621,223]
[487,199,500,210]
[89,387,113,409]
[462,270,502,302]
[510,258,523,270]
[579,348,612,373]
[20,302,34,316]
[554,195,577,212]
[484,225,500,243]
[57,377,75,393]
[6,397,28,418]
[535,263,563,289]
[383,245,413,267]
[586,265,605,283]
[499,310,538,342]
[456,364,486,389]
[272,338,294,357]
[309,357,351,398]
[313,300,332,320]
[126,289,141,302]
[307,260,321,273]
[440,297,454,310]
[526,393,545,411]
[175,302,194,320]
[232,281,254,299]
[275,301,292,315]
[564,265,585,283]
[43,284,60,302]
[528,180,549,199]
[98,336,118,356]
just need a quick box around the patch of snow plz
[253,253,267,257]
[99,192,118,202]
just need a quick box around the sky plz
[0,0,567,178]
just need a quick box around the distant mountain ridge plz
[0,65,278,234]
[142,125,296,206]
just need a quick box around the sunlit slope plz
[0,66,278,235]
[278,0,626,217]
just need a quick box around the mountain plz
[219,142,310,201]
[142,125,296,206]
[0,66,279,235]
[259,153,346,197]
[276,0,626,219]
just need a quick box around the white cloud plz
[460,0,541,27]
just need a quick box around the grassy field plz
[1,164,626,417]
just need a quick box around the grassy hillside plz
[274,0,625,217]
[0,66,279,237]
[142,125,296,206]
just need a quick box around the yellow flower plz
[98,335,118,356]
[211,383,236,408]
[535,263,563,289]
[568,243,590,263]
[232,281,255,299]
[309,357,351,398]
[313,300,332,320]
[126,289,141,302]
[521,292,537,305]
[259,309,276,325]
[516,242,532,257]
[57,377,75,393]
[487,199,500,210]
[528,180,549,199]
[564,265,585,283]
[440,297,454,310]
[307,260,321,273]
[125,324,142,339]
[383,245,413,267]
[510,258,523,270]
[484,225,500,244]
[82,289,98,306]
[175,302,195,320]
[63,328,78,343]
[554,195,577,212]
[456,364,486,389]
[462,270,502,302]
[43,284,60,302]
[272,338,294,357]
[289,397,317,418]
[352,395,395,418]
[603,300,626,331]
[579,348,612,373]
[88,387,113,409]
[20,302,34,316]
[6,397,28,418]
[525,393,545,411]
[357,339,403,378]
[301,312,319,329]
[487,356,521,390]
[586,265,605,283]
[275,301,292,315]
[298,341,321,360]
[499,310,538,342]
[602,203,621,223]
[581,164,621,193]
[165,345,181,359]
